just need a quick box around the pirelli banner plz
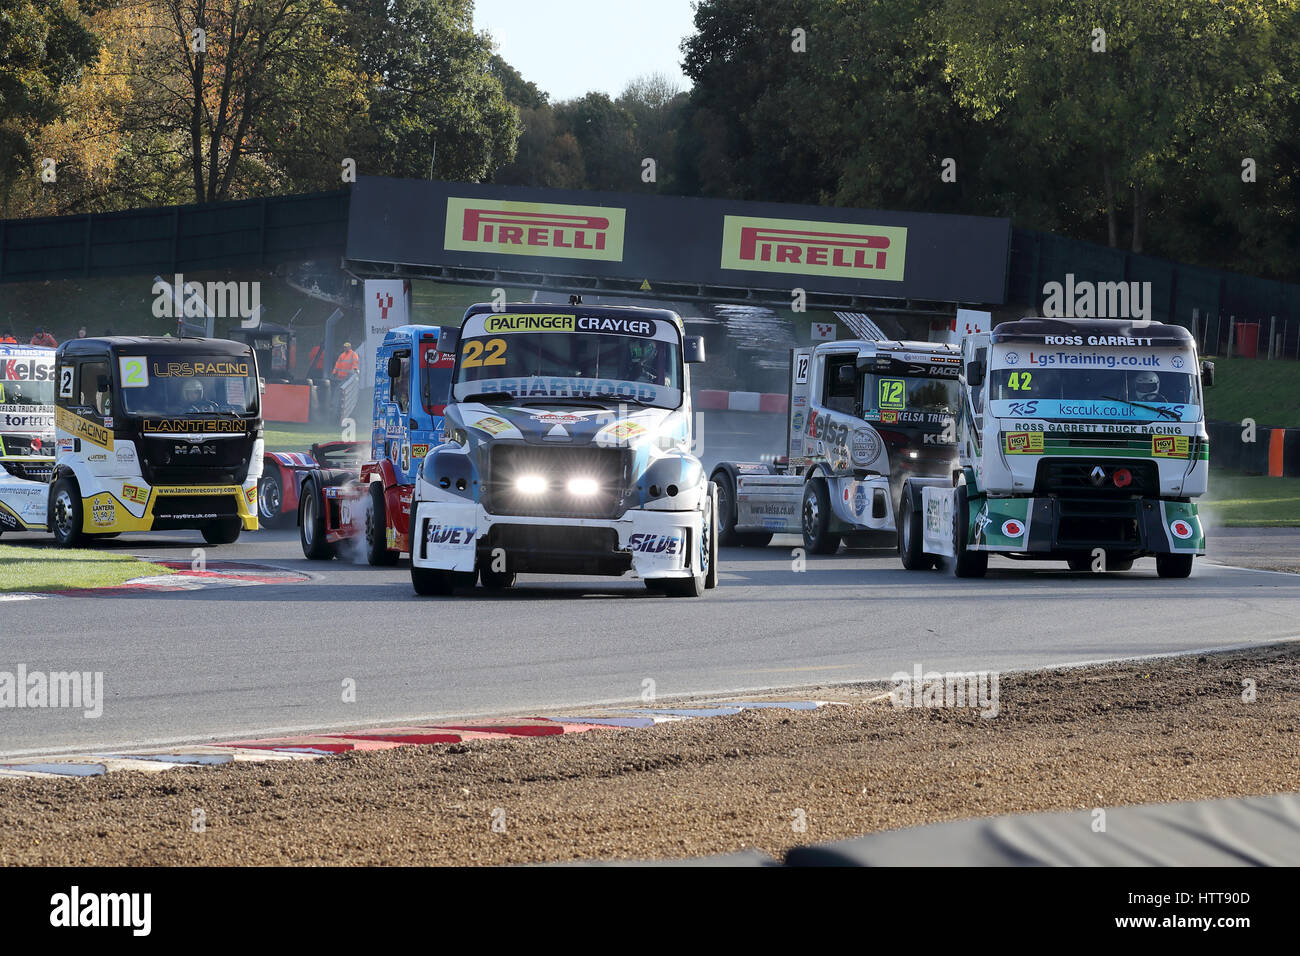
[345,177,1012,305]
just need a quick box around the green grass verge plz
[0,544,176,593]
[1204,471,1300,527]
[1202,356,1300,428]
[262,421,353,452]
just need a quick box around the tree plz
[0,0,99,212]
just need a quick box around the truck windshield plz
[117,354,259,416]
[0,377,54,407]
[453,315,683,409]
[990,366,1201,422]
[862,374,959,416]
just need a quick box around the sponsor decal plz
[244,485,258,508]
[150,361,250,377]
[881,410,899,424]
[91,497,115,526]
[58,438,74,453]
[56,406,112,450]
[791,411,805,433]
[122,484,149,505]
[605,421,647,442]
[425,523,475,545]
[576,316,654,337]
[1170,518,1194,539]
[854,485,867,517]
[1152,435,1190,458]
[1001,518,1025,538]
[115,446,135,463]
[0,409,55,429]
[629,532,682,554]
[87,453,107,462]
[470,415,513,435]
[411,443,429,459]
[721,215,907,281]
[851,428,881,465]
[483,313,576,333]
[530,413,584,425]
[172,443,216,456]
[1003,431,1044,454]
[0,358,55,381]
[142,419,245,434]
[154,485,241,495]
[445,197,626,261]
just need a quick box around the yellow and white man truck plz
[47,336,263,546]
[899,317,1212,578]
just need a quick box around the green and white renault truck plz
[899,317,1213,578]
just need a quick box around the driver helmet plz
[182,379,205,403]
[1134,371,1160,399]
[630,340,658,377]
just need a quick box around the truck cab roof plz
[56,336,255,358]
[463,301,685,332]
[991,317,1194,346]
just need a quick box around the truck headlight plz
[515,474,547,495]
[567,477,599,497]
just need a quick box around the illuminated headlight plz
[515,474,547,495]
[566,477,599,497]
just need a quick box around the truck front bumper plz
[971,495,1204,556]
[410,501,703,579]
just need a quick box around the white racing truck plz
[899,317,1212,578]
[409,303,716,597]
[0,345,56,536]
[711,339,962,553]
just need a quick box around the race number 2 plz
[119,356,149,388]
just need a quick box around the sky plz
[473,0,698,103]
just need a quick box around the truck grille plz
[140,435,253,486]
[485,445,632,519]
[1034,459,1159,497]
[2,460,53,483]
[151,494,240,521]
[1054,498,1143,548]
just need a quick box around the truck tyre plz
[258,468,289,528]
[411,566,473,596]
[898,491,934,571]
[952,484,988,578]
[299,481,336,560]
[704,482,719,589]
[1156,553,1194,578]
[365,483,398,566]
[801,479,840,555]
[202,519,241,544]
[713,468,772,547]
[480,563,517,589]
[49,477,86,548]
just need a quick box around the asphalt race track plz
[2,526,1297,757]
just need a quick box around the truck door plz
[788,347,814,463]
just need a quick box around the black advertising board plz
[345,177,1012,305]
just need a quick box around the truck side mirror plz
[684,335,706,364]
[967,360,985,388]
[1200,360,1215,387]
[437,326,460,355]
[387,355,401,379]
[836,364,855,386]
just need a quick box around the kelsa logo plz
[2,359,55,381]
[425,523,474,545]
[1152,435,1190,458]
[629,533,681,554]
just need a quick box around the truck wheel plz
[299,481,336,560]
[411,566,473,596]
[801,479,840,555]
[201,519,241,544]
[258,469,288,528]
[480,564,517,589]
[713,468,772,547]
[1156,553,1194,578]
[951,484,988,578]
[365,483,397,566]
[704,482,719,589]
[898,492,934,571]
[49,477,86,548]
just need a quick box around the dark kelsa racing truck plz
[47,336,262,546]
[900,317,1213,578]
[408,303,715,596]
[296,324,455,563]
[711,338,962,553]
